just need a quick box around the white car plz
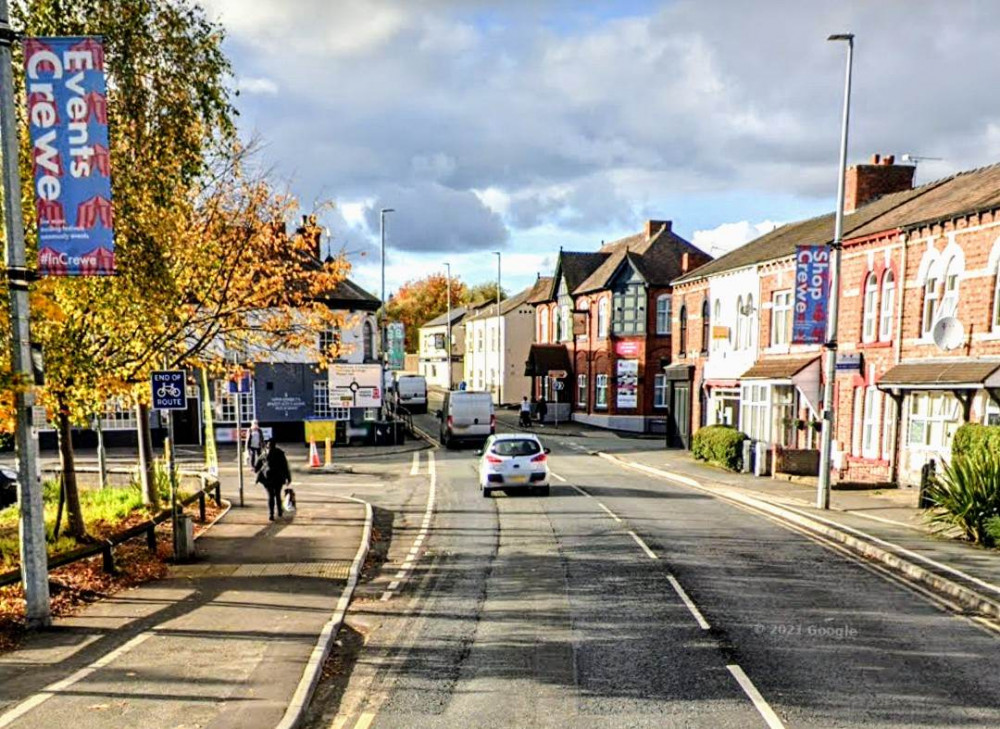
[477,433,551,497]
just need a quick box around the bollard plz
[325,438,332,467]
[198,490,207,522]
[146,523,157,552]
[101,540,116,574]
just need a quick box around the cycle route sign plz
[152,370,187,410]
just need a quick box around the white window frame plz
[739,383,769,441]
[577,374,587,406]
[595,374,609,409]
[741,295,754,350]
[313,379,331,418]
[862,272,878,343]
[921,277,938,336]
[319,326,340,356]
[561,305,572,342]
[735,296,744,351]
[882,394,896,460]
[712,299,721,351]
[539,309,549,343]
[656,295,671,335]
[99,398,138,430]
[993,268,1000,331]
[653,374,668,408]
[861,387,880,459]
[770,290,793,347]
[879,271,895,342]
[215,380,255,424]
[940,257,959,318]
[908,392,961,449]
[597,298,609,338]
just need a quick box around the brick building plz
[528,220,711,438]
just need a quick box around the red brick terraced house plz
[527,220,711,440]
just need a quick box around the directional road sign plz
[548,369,568,379]
[152,370,187,410]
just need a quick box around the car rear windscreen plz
[492,439,541,457]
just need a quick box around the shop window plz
[595,374,609,409]
[862,273,878,343]
[879,271,895,341]
[654,374,668,408]
[656,295,671,335]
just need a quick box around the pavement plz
[0,460,371,729]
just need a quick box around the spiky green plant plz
[924,450,1000,546]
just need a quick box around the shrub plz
[692,425,748,471]
[951,423,1000,459]
[924,449,1000,546]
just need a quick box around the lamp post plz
[379,208,394,417]
[817,33,854,510]
[494,252,502,405]
[444,262,452,390]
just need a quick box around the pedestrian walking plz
[245,420,264,467]
[518,396,532,428]
[254,438,292,520]
[536,397,548,426]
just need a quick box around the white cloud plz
[693,220,782,256]
[238,76,279,95]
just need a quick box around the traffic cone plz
[308,439,321,468]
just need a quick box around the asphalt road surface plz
[308,416,1000,729]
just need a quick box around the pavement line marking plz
[667,575,711,630]
[628,530,658,560]
[550,471,567,482]
[354,712,376,729]
[410,450,420,475]
[0,631,153,728]
[597,502,622,523]
[381,450,436,602]
[727,664,786,729]
[330,716,349,729]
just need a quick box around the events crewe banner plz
[792,244,831,344]
[24,37,114,276]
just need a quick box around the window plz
[552,308,561,341]
[577,299,589,341]
[319,326,340,357]
[215,380,254,423]
[612,283,646,335]
[908,392,961,449]
[922,277,938,336]
[577,374,587,406]
[743,295,754,350]
[739,384,769,441]
[882,395,896,460]
[861,387,880,458]
[476,328,483,352]
[941,256,959,317]
[862,272,878,343]
[313,380,331,418]
[771,290,793,347]
[654,374,668,408]
[993,267,1000,330]
[597,298,609,338]
[539,309,549,342]
[595,374,609,409]
[656,295,671,335]
[363,321,375,361]
[678,305,687,357]
[879,271,895,341]
[735,296,744,350]
[561,306,572,342]
[99,398,138,430]
[712,299,721,351]
[491,438,542,457]
[701,299,710,355]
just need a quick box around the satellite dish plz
[932,316,965,351]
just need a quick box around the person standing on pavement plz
[254,438,292,520]
[536,396,547,427]
[245,420,264,466]
[519,396,532,428]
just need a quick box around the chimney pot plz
[884,154,895,166]
[870,153,880,164]
[844,153,915,213]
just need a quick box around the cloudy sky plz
[201,0,1000,298]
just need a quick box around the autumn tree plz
[386,274,468,352]
[466,281,509,307]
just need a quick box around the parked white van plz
[394,374,428,413]
[437,391,494,448]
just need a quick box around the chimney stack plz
[681,251,690,273]
[844,153,915,213]
[645,219,672,240]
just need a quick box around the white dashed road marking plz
[727,664,787,728]
[409,450,420,475]
[381,450,436,602]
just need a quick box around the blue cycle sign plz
[152,371,187,410]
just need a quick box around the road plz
[305,407,1000,728]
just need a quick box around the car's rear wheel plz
[534,485,550,496]
[482,486,492,498]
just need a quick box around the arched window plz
[701,299,710,354]
[713,299,721,351]
[553,307,562,341]
[735,296,744,350]
[941,256,960,317]
[862,272,878,342]
[539,309,549,343]
[922,276,938,336]
[994,267,1000,330]
[879,271,895,341]
[743,294,754,350]
[363,320,374,361]
[597,298,609,338]
[561,306,572,342]
[678,305,688,356]
[656,295,671,335]
[577,299,589,340]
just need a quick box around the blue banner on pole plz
[24,37,114,276]
[792,244,830,344]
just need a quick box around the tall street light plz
[817,33,854,510]
[494,251,502,405]
[444,262,453,390]
[379,208,394,416]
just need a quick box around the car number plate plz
[508,475,527,484]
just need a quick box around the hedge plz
[951,424,1000,459]
[692,425,748,471]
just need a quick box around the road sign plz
[549,369,568,379]
[152,370,187,410]
[228,373,252,393]
[553,381,565,391]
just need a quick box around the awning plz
[877,360,1000,390]
[704,379,740,388]
[524,344,572,377]
[740,356,822,416]
[662,363,693,381]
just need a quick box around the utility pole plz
[379,208,394,417]
[494,251,502,405]
[817,33,854,510]
[0,0,49,627]
[444,262,452,390]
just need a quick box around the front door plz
[668,381,691,449]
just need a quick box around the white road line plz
[550,471,567,482]
[329,715,350,729]
[667,575,711,630]
[571,484,592,498]
[597,502,622,523]
[409,450,420,475]
[628,530,658,560]
[354,711,377,729]
[0,631,153,728]
[381,450,436,602]
[727,664,786,729]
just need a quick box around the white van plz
[437,391,494,448]
[394,374,428,413]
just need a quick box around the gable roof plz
[575,226,710,293]
[525,275,554,304]
[466,283,537,322]
[421,306,468,329]
[323,277,381,310]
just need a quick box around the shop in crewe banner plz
[24,36,115,276]
[792,244,830,344]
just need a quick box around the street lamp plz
[494,251,502,405]
[379,208,394,416]
[444,262,452,390]
[817,33,854,510]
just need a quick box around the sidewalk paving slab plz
[0,466,368,729]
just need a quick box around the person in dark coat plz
[254,439,292,520]
[536,396,548,426]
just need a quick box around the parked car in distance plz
[394,374,428,413]
[0,466,18,509]
[437,390,494,448]
[477,433,550,497]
